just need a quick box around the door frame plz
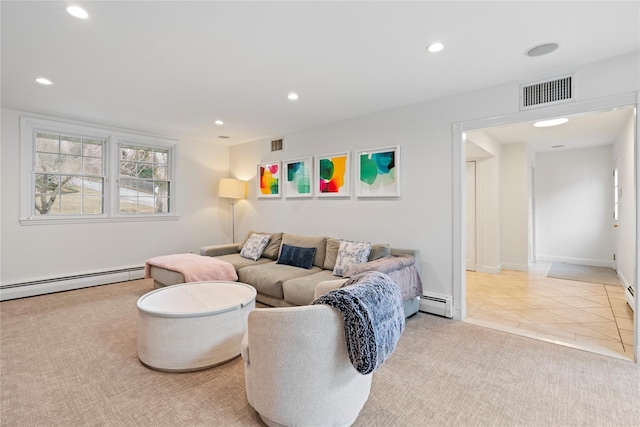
[452,92,639,361]
[613,159,619,272]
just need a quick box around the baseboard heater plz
[625,285,635,312]
[0,266,145,301]
[419,293,453,318]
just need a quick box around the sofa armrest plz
[200,243,239,257]
[342,254,416,278]
[390,248,420,275]
[314,279,348,300]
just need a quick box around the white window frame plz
[20,116,179,225]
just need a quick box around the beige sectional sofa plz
[150,231,423,317]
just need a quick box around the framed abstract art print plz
[283,157,313,198]
[355,145,400,197]
[315,152,350,197]
[257,161,281,198]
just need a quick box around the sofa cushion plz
[281,233,327,268]
[333,240,372,277]
[216,253,274,272]
[239,262,321,299]
[277,244,317,269]
[324,240,390,269]
[283,270,338,306]
[323,238,341,270]
[237,231,283,260]
[240,233,270,261]
[368,243,391,261]
[149,265,185,287]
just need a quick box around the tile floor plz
[465,262,635,361]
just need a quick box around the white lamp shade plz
[218,178,247,199]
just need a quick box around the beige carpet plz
[1,279,639,426]
[547,263,621,286]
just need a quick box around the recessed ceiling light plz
[525,42,559,57]
[427,42,444,53]
[66,5,89,19]
[533,118,569,128]
[214,120,224,125]
[287,93,299,101]
[35,77,53,85]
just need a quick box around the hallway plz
[465,263,635,361]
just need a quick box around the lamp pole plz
[230,198,237,243]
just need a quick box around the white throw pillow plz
[333,240,372,277]
[240,233,270,261]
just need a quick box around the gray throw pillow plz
[240,233,270,261]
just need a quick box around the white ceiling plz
[2,1,639,146]
[469,106,636,154]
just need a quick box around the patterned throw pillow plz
[333,240,372,277]
[240,233,270,261]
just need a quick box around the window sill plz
[20,214,180,226]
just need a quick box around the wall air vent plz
[520,74,575,110]
[271,139,283,152]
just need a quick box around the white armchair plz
[241,305,372,427]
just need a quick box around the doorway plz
[454,94,638,361]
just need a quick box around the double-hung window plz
[34,131,106,216]
[118,144,170,214]
[20,116,178,224]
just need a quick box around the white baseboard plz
[0,266,145,301]
[536,255,613,268]
[475,264,503,274]
[617,270,632,289]
[501,263,529,272]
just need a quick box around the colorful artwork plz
[315,152,350,197]
[257,161,281,198]
[284,157,312,198]
[355,146,400,197]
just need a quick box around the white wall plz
[500,143,530,270]
[535,145,614,266]
[0,108,232,286]
[467,132,501,273]
[229,52,639,318]
[613,110,636,287]
[2,51,637,311]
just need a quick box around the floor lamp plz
[218,178,247,243]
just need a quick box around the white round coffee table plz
[137,281,256,372]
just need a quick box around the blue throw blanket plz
[311,271,405,375]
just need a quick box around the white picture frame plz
[355,145,400,198]
[314,151,351,197]
[283,157,313,198]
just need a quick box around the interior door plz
[466,161,476,271]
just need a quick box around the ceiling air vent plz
[520,74,575,110]
[271,139,283,152]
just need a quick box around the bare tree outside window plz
[119,144,170,214]
[34,132,105,215]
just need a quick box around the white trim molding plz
[19,116,180,225]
